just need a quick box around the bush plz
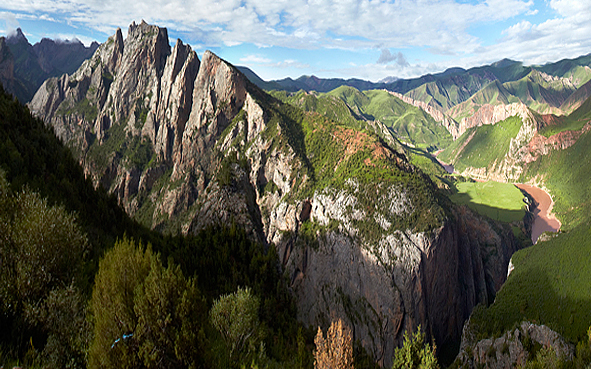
[0,169,89,368]
[314,319,354,369]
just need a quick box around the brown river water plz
[514,184,561,244]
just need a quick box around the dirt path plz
[515,184,561,244]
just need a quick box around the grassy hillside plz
[539,95,591,138]
[536,53,591,86]
[447,80,521,122]
[362,90,453,149]
[438,115,523,172]
[273,86,453,150]
[503,70,576,113]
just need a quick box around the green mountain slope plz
[539,95,591,137]
[503,70,576,113]
[447,80,521,122]
[438,115,523,172]
[560,79,591,114]
[273,86,453,150]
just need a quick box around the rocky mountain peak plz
[6,28,28,45]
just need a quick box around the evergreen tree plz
[391,326,439,369]
[210,286,264,366]
[89,238,206,369]
[0,169,89,368]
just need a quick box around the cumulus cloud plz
[0,0,535,53]
[2,0,591,81]
[0,11,20,35]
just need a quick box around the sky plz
[1,0,590,82]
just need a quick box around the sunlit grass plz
[450,181,526,222]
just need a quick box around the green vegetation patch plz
[450,181,526,222]
[439,115,523,171]
[56,98,98,122]
[467,222,591,343]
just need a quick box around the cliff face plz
[456,103,531,138]
[282,201,519,365]
[29,21,522,366]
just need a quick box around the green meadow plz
[450,181,527,223]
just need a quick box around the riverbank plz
[515,184,561,244]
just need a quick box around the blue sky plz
[1,0,590,82]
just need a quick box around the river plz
[514,184,561,244]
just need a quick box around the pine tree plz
[391,326,439,369]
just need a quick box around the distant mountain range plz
[0,28,98,102]
[239,54,591,121]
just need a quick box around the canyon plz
[28,21,525,366]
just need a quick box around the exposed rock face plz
[279,200,520,366]
[0,37,22,98]
[29,22,523,367]
[457,103,531,138]
[455,321,574,368]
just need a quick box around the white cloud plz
[0,0,535,54]
[0,11,20,34]
[377,49,409,67]
[2,0,591,81]
[240,54,272,63]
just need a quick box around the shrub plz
[210,286,264,366]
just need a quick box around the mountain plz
[271,86,455,151]
[243,66,390,93]
[560,78,591,113]
[241,55,591,138]
[0,36,28,102]
[29,21,526,366]
[0,28,98,102]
